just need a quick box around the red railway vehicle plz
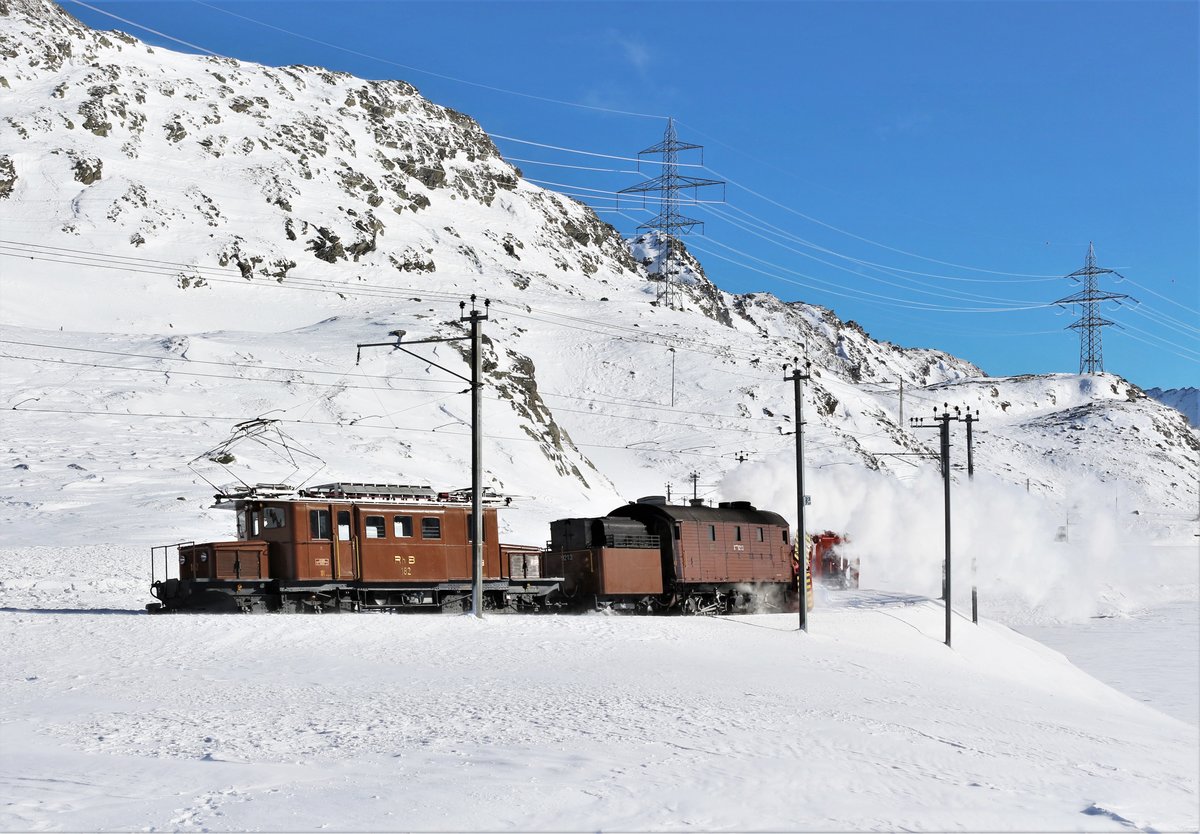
[150,482,559,613]
[543,496,800,614]
[808,531,859,589]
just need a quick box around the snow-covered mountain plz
[1,0,1196,567]
[1146,387,1199,428]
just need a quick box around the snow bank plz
[1,546,1196,832]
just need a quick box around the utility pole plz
[965,409,979,624]
[355,295,489,619]
[462,297,489,619]
[911,404,973,648]
[689,471,700,502]
[785,357,812,633]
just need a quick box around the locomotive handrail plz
[149,540,194,588]
[603,534,660,549]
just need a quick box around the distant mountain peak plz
[1145,387,1199,428]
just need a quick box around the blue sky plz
[64,0,1198,389]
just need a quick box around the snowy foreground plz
[1,547,1198,833]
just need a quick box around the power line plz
[523,179,724,204]
[1,242,784,369]
[505,157,644,176]
[0,352,464,394]
[0,342,791,435]
[705,164,1062,279]
[64,0,221,56]
[698,203,1052,307]
[489,133,704,167]
[3,404,775,461]
[709,202,1065,286]
[684,236,1054,314]
[65,0,667,121]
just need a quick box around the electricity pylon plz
[1053,243,1136,374]
[619,118,724,307]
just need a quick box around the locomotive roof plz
[211,482,507,507]
[609,499,789,528]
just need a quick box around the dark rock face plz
[71,154,102,184]
[0,154,15,197]
[307,226,345,263]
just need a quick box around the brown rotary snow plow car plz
[543,496,809,614]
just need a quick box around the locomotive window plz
[237,511,247,540]
[673,524,680,540]
[364,516,385,539]
[337,511,351,540]
[708,525,717,542]
[782,529,790,543]
[309,509,331,540]
[421,517,442,540]
[394,515,413,538]
[263,507,286,529]
[249,511,261,537]
[735,526,742,542]
[756,527,764,542]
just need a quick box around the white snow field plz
[1,545,1198,833]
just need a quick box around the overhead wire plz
[2,241,787,369]
[1,336,916,443]
[0,340,790,434]
[703,164,1063,279]
[710,202,1065,286]
[3,404,781,462]
[697,203,1051,307]
[65,0,667,121]
[684,236,1054,314]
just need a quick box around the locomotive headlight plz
[179,554,186,565]
[199,552,208,562]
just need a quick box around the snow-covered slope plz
[1,547,1197,832]
[0,0,1196,570]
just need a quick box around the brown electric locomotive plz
[150,482,559,613]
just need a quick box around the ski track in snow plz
[1,546,1197,832]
